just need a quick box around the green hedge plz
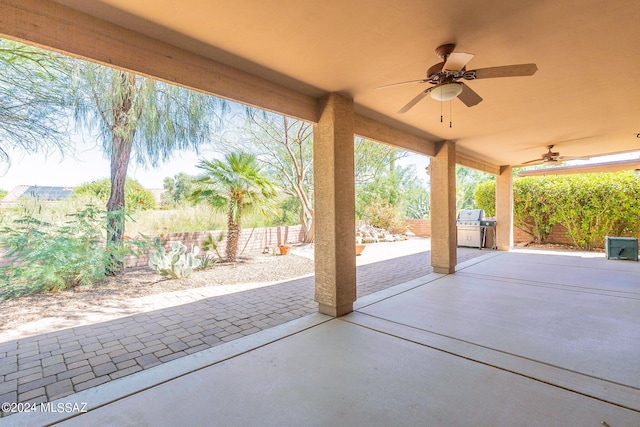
[474,172,640,249]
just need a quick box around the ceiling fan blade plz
[557,155,591,162]
[398,87,434,114]
[472,63,538,79]
[520,159,544,165]
[457,83,483,107]
[376,79,429,89]
[443,52,473,71]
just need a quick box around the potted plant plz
[355,235,366,256]
[278,244,291,255]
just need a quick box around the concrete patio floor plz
[5,251,640,426]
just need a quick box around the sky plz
[0,134,432,192]
[0,135,222,191]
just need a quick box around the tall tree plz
[190,152,277,262]
[456,166,494,211]
[354,137,408,186]
[354,138,415,218]
[71,63,226,254]
[0,39,73,173]
[162,172,197,207]
[241,109,315,241]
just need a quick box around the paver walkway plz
[0,245,487,417]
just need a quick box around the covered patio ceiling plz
[24,0,640,167]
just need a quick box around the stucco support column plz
[313,93,356,317]
[430,141,457,274]
[496,166,514,250]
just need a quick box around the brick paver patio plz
[0,247,486,417]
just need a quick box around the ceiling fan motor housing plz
[435,43,456,59]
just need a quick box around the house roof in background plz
[1,185,75,205]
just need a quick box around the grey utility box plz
[605,236,638,261]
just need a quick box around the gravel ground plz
[0,249,314,334]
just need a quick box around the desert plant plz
[202,232,225,260]
[0,204,148,299]
[199,253,218,270]
[148,241,202,279]
[404,192,430,219]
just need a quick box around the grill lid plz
[457,209,484,222]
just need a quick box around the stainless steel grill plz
[457,209,484,248]
[456,211,497,249]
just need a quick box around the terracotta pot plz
[279,245,291,255]
[355,244,366,256]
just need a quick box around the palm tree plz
[240,109,315,242]
[191,152,277,262]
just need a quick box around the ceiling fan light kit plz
[430,83,463,101]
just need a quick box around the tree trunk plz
[292,185,314,242]
[107,135,132,245]
[299,207,315,243]
[304,209,315,243]
[105,70,137,273]
[226,209,240,262]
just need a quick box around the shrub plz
[268,196,302,226]
[552,173,640,250]
[0,205,149,299]
[474,172,640,249]
[475,178,557,242]
[513,177,559,244]
[74,178,156,211]
[363,199,408,234]
[474,181,495,217]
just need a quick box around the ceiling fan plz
[379,44,538,114]
[521,145,586,165]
